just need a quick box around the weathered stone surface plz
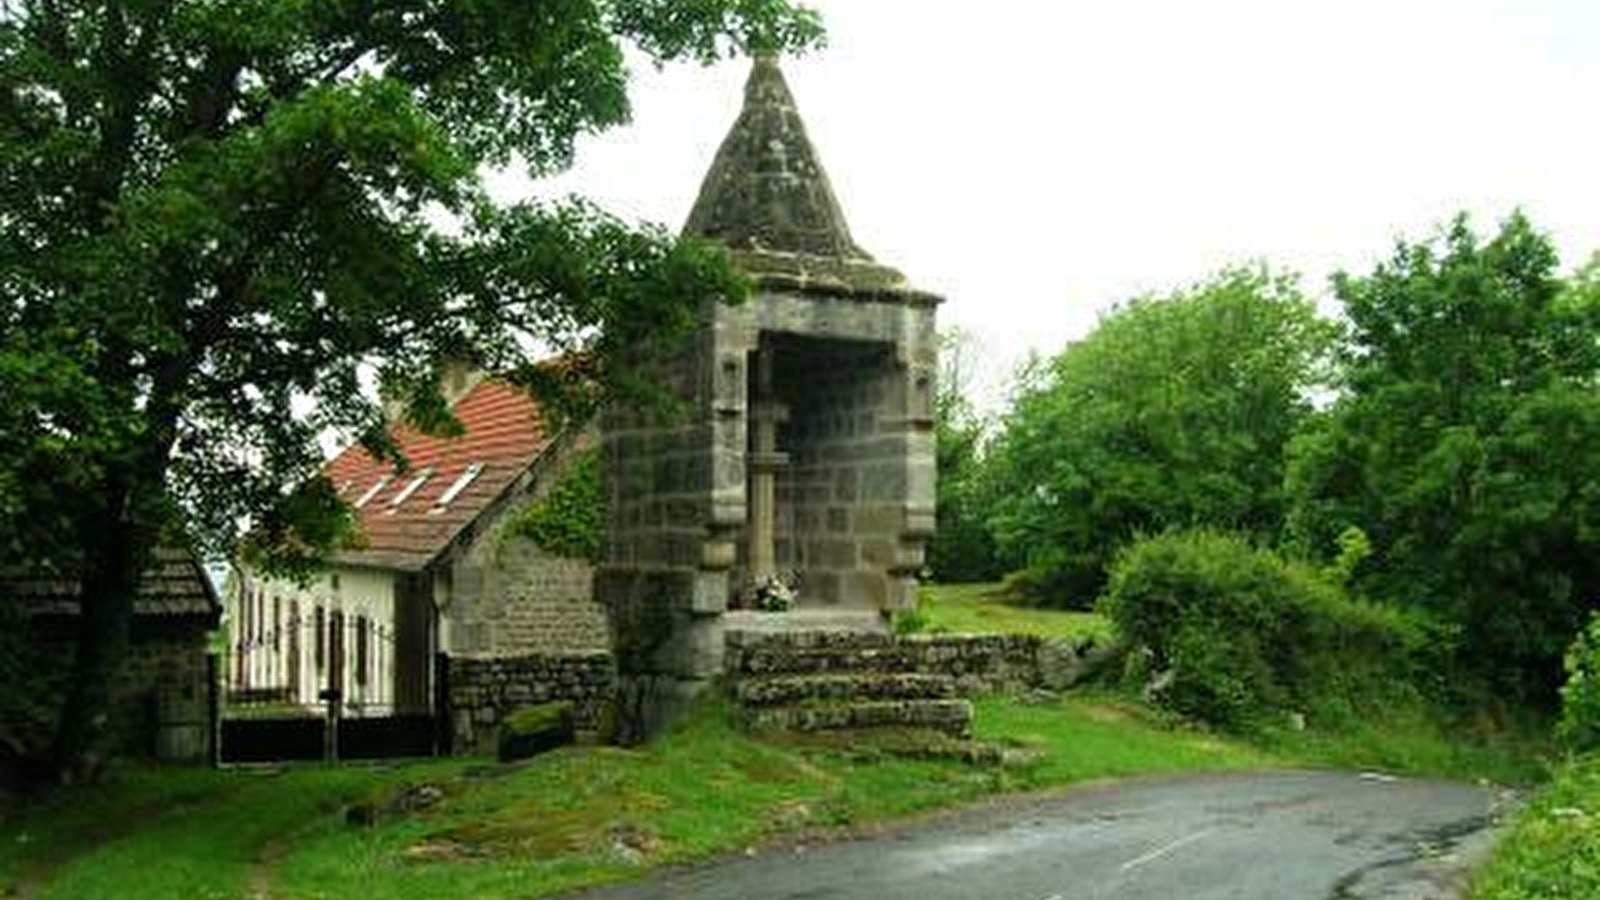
[726,631,1108,696]
[685,54,877,265]
[735,672,956,707]
[448,652,614,756]
[744,699,972,737]
[497,701,576,762]
[596,55,943,741]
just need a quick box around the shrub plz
[997,548,1100,611]
[1100,529,1428,731]
[1559,613,1600,753]
[892,606,935,636]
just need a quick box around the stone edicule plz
[597,55,941,740]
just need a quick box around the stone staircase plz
[725,628,974,737]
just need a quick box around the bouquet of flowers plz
[751,573,797,612]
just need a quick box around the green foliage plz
[1100,530,1430,731]
[926,329,1009,583]
[1470,755,1600,900]
[505,702,577,736]
[1287,213,1600,704]
[989,267,1336,605]
[1324,525,1372,587]
[1559,613,1600,753]
[891,605,933,636]
[0,0,821,771]
[511,448,605,563]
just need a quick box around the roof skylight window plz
[432,463,484,512]
[353,475,392,508]
[388,469,434,511]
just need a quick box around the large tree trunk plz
[50,486,154,785]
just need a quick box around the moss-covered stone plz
[498,702,575,762]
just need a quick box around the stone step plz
[726,628,896,653]
[729,641,928,677]
[734,672,957,707]
[723,608,889,637]
[743,699,973,737]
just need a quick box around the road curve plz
[561,769,1515,900]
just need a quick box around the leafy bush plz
[987,268,1336,605]
[1558,613,1600,753]
[891,606,932,636]
[997,549,1100,611]
[1100,529,1429,731]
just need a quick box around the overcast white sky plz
[488,0,1600,412]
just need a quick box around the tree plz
[1286,213,1600,703]
[988,267,1336,605]
[926,329,1007,583]
[0,0,822,780]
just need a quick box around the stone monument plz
[598,54,941,740]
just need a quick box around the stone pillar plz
[746,347,789,585]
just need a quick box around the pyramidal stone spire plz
[685,54,876,262]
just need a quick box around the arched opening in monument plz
[738,333,906,609]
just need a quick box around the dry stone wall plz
[725,630,1109,695]
[12,631,213,762]
[448,652,615,755]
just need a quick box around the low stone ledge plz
[727,631,1111,695]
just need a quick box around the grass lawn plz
[915,583,1111,641]
[2,694,1271,900]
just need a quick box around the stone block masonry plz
[726,631,1110,696]
[596,52,942,741]
[724,628,1117,738]
[16,632,214,763]
[447,652,616,756]
[443,433,609,658]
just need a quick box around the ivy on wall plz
[510,448,605,563]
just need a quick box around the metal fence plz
[214,653,451,765]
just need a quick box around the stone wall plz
[11,629,214,763]
[447,652,616,756]
[771,335,923,609]
[725,630,1110,696]
[451,536,603,655]
[445,434,608,658]
[896,634,1100,694]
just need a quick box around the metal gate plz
[217,653,451,765]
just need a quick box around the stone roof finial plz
[685,54,873,261]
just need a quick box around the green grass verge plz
[1253,707,1549,786]
[1470,754,1600,899]
[915,583,1112,641]
[2,694,1268,900]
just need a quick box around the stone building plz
[229,373,605,718]
[3,547,221,762]
[229,53,942,748]
[600,55,941,736]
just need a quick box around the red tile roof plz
[326,379,555,571]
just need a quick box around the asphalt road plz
[561,770,1516,900]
